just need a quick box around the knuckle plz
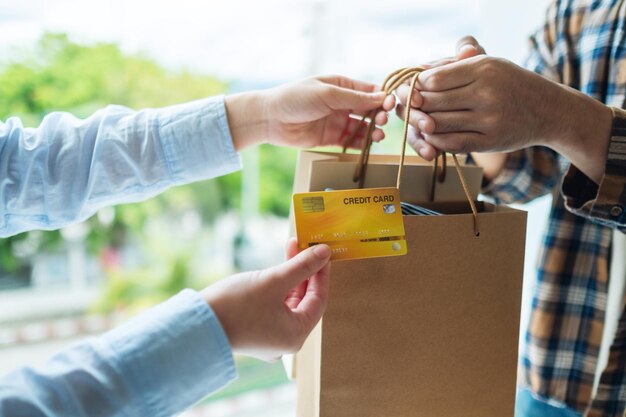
[446,121,461,134]
[435,114,458,133]
[446,137,466,153]
[396,85,408,99]
[458,137,471,153]
[424,92,448,111]
[485,112,501,127]
[321,74,342,87]
[322,84,337,97]
[445,137,468,154]
[476,88,491,102]
[396,104,407,120]
[480,56,506,76]
[424,72,442,90]
[458,35,477,47]
[302,253,319,278]
[479,56,496,69]
[479,84,500,105]
[410,91,421,107]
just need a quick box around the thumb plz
[456,35,486,59]
[325,86,387,112]
[264,244,331,293]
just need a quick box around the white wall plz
[477,0,549,64]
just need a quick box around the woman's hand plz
[202,239,331,361]
[226,75,395,151]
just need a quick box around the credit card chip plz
[301,196,325,213]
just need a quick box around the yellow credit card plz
[293,187,407,260]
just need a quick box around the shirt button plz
[610,205,623,217]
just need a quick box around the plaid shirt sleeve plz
[561,107,626,232]
[477,147,562,204]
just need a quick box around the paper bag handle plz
[342,67,481,236]
[429,151,446,202]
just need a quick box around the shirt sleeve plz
[470,147,564,205]
[0,289,237,417]
[525,0,560,83]
[561,107,626,232]
[0,96,242,237]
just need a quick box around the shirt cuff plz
[561,106,626,230]
[561,163,626,230]
[157,96,243,183]
[97,289,237,416]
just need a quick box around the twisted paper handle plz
[342,67,480,236]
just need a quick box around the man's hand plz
[396,36,485,161]
[201,239,331,361]
[404,55,573,152]
[396,36,612,183]
[226,75,395,151]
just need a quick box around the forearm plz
[471,77,612,190]
[469,152,508,181]
[0,290,236,417]
[224,92,270,151]
[0,97,241,237]
[545,84,613,184]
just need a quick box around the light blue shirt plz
[0,96,241,237]
[0,96,242,416]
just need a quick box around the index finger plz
[317,74,380,93]
[418,57,476,92]
[420,56,458,70]
[396,84,422,108]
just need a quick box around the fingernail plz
[460,44,477,54]
[313,244,331,259]
[372,91,386,100]
[418,119,426,130]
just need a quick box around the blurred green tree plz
[0,33,226,122]
[0,33,298,292]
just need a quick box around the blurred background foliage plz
[0,33,298,303]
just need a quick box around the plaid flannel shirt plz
[482,1,626,415]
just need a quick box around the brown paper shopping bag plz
[292,150,527,417]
